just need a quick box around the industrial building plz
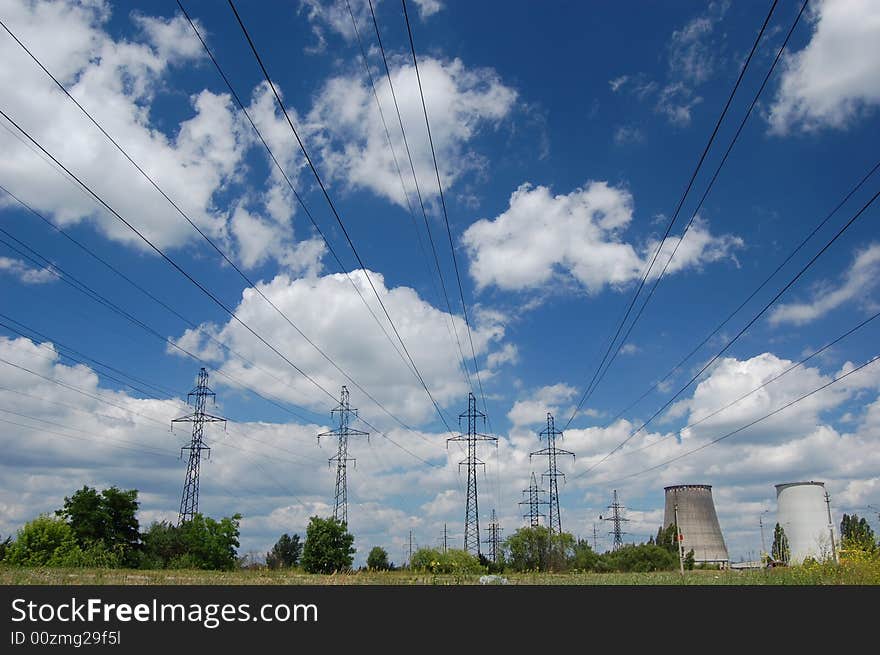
[663,484,729,566]
[775,481,837,564]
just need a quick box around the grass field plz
[2,560,878,585]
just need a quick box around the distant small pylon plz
[519,472,549,527]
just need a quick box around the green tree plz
[572,538,599,571]
[300,516,355,574]
[504,526,576,572]
[139,513,241,570]
[4,515,82,566]
[771,523,790,564]
[840,513,876,552]
[366,546,390,571]
[684,548,695,570]
[266,533,302,569]
[505,525,552,571]
[56,486,140,566]
[655,524,680,555]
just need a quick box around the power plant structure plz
[663,484,728,566]
[775,481,838,564]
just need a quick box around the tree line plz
[3,485,875,574]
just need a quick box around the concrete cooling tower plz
[775,481,836,564]
[664,485,729,565]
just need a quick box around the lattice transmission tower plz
[482,509,503,564]
[600,489,630,551]
[530,413,574,535]
[318,386,368,526]
[172,367,226,525]
[519,471,549,527]
[448,392,497,556]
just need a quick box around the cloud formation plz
[770,244,880,326]
[462,181,742,294]
[768,0,880,133]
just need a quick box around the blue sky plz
[1,0,879,565]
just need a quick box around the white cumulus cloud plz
[768,0,880,133]
[462,181,742,294]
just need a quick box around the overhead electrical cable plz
[578,185,880,478]
[606,308,880,463]
[0,221,440,468]
[400,0,492,425]
[602,155,880,429]
[575,0,810,419]
[227,0,456,434]
[602,353,880,484]
[1,17,439,444]
[564,0,781,430]
[365,0,478,396]
[343,0,475,395]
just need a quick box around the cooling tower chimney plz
[775,481,837,564]
[664,484,728,565]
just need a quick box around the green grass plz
[1,560,878,585]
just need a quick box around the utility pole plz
[483,509,502,564]
[674,501,685,575]
[530,413,574,536]
[759,510,769,560]
[443,523,449,553]
[519,471,549,527]
[592,523,600,552]
[824,490,838,563]
[318,386,368,526]
[448,393,497,556]
[600,489,629,551]
[407,529,414,567]
[172,368,226,525]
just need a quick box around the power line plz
[577,0,810,417]
[0,109,444,469]
[578,185,879,479]
[1,16,437,447]
[400,0,492,425]
[603,352,880,485]
[173,3,447,440]
[0,221,320,425]
[607,308,880,463]
[364,0,476,396]
[0,415,175,460]
[600,154,880,431]
[344,0,475,397]
[564,0,781,429]
[0,227,436,469]
[227,0,456,434]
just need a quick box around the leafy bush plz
[597,543,678,572]
[4,515,83,567]
[409,547,483,574]
[140,514,241,570]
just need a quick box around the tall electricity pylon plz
[448,392,497,556]
[530,413,574,535]
[318,386,368,526]
[173,368,226,525]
